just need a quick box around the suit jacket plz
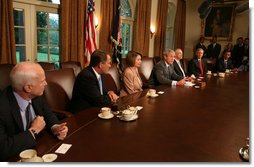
[188,58,208,77]
[70,66,111,113]
[173,60,186,77]
[217,57,234,72]
[148,60,183,86]
[120,67,143,96]
[206,43,221,59]
[0,86,59,161]
[232,44,245,68]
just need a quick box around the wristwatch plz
[29,128,38,137]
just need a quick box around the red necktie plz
[199,59,204,75]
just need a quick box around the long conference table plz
[20,72,250,162]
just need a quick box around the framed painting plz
[201,4,236,41]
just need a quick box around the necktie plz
[199,59,204,75]
[25,103,32,130]
[98,76,103,95]
[224,61,227,68]
[178,61,185,77]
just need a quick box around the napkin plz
[184,82,195,87]
[136,106,143,110]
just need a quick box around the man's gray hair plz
[163,49,175,56]
[10,62,40,91]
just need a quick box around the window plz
[165,2,176,49]
[36,10,59,64]
[120,0,135,58]
[13,0,60,66]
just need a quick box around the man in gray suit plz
[148,49,187,86]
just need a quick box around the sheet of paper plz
[55,143,72,154]
[157,91,164,94]
[136,106,143,110]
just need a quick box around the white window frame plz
[120,0,136,58]
[13,0,59,62]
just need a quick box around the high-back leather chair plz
[183,58,191,76]
[140,57,154,81]
[44,68,75,119]
[206,58,217,72]
[0,64,14,90]
[104,73,118,95]
[61,61,82,76]
[107,64,121,94]
[153,56,161,65]
[38,62,55,71]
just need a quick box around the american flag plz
[85,0,97,65]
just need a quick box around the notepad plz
[55,143,72,154]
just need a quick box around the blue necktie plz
[98,76,103,95]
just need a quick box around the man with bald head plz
[173,48,187,77]
[0,62,68,161]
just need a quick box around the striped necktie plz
[98,76,103,95]
[25,103,32,130]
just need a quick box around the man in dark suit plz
[70,49,119,113]
[232,37,245,68]
[189,48,208,77]
[217,50,235,72]
[0,62,68,161]
[148,49,186,86]
[173,48,187,77]
[205,36,221,60]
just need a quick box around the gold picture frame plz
[201,4,236,41]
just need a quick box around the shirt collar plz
[13,91,31,112]
[164,61,170,68]
[92,67,101,80]
[175,59,181,64]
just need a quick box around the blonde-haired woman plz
[120,51,143,96]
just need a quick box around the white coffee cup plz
[101,107,111,117]
[19,149,37,162]
[225,69,230,73]
[148,89,156,96]
[128,107,137,113]
[207,70,212,74]
[218,72,225,78]
[24,156,44,162]
[122,109,135,120]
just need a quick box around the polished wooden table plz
[35,72,249,162]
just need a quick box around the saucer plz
[42,153,58,162]
[119,114,138,121]
[98,113,114,119]
[148,94,158,98]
